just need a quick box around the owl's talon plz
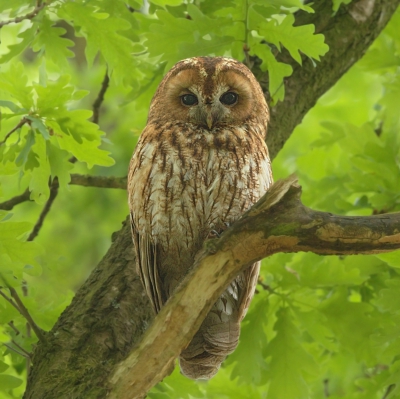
[207,229,220,239]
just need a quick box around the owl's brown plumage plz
[128,57,272,379]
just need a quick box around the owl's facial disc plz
[182,89,238,130]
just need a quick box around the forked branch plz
[109,175,400,399]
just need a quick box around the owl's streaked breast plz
[129,122,272,293]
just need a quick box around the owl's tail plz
[179,262,260,380]
[179,300,241,379]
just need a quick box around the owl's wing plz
[130,214,164,313]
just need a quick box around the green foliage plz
[0,1,398,398]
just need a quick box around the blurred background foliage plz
[0,0,399,398]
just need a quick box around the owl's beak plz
[206,114,213,130]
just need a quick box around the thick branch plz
[109,176,400,399]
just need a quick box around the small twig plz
[0,3,47,29]
[92,70,110,125]
[0,175,126,211]
[8,287,46,342]
[67,69,110,165]
[0,289,19,309]
[382,384,395,399]
[70,174,127,189]
[3,343,29,359]
[11,339,31,358]
[323,378,329,397]
[8,321,20,335]
[27,179,59,241]
[0,118,28,146]
[0,188,30,210]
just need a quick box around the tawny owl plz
[128,56,272,380]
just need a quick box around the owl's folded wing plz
[130,214,164,313]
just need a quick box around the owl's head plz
[148,57,269,134]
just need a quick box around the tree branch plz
[0,118,29,146]
[27,179,59,241]
[0,288,45,342]
[70,174,127,189]
[3,343,30,359]
[0,3,47,29]
[0,188,30,210]
[92,70,110,125]
[8,288,46,343]
[0,175,126,211]
[108,176,400,399]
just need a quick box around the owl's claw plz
[207,229,221,239]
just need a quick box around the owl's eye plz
[181,94,198,106]
[220,92,238,105]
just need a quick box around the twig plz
[92,70,110,125]
[8,321,20,335]
[11,339,31,358]
[27,179,59,241]
[0,188,30,210]
[0,3,47,29]
[67,69,110,164]
[3,343,29,359]
[323,379,329,397]
[382,384,395,399]
[0,289,19,308]
[70,174,127,189]
[0,175,126,211]
[8,287,46,342]
[0,118,28,146]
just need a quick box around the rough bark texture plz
[109,176,400,399]
[24,1,400,398]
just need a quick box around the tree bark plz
[24,1,400,398]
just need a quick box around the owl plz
[128,57,273,380]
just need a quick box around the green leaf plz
[0,361,9,373]
[34,75,75,114]
[27,116,50,140]
[376,278,400,313]
[376,251,400,268]
[0,62,33,109]
[15,130,35,167]
[250,41,292,103]
[47,143,73,190]
[149,0,183,6]
[28,133,51,204]
[255,13,329,64]
[59,3,134,83]
[0,219,42,278]
[144,10,196,67]
[332,0,352,12]
[0,24,37,64]
[0,100,25,113]
[0,374,23,389]
[32,16,75,69]
[319,288,379,362]
[227,295,269,385]
[265,307,317,399]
